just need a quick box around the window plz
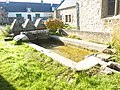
[16,14,22,17]
[49,14,52,18]
[108,0,120,15]
[108,0,115,15]
[35,14,40,17]
[69,15,71,22]
[65,15,72,22]
[65,15,68,22]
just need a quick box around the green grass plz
[0,29,120,90]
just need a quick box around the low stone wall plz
[60,29,111,44]
[103,17,120,29]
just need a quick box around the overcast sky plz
[0,0,62,4]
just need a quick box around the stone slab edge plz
[50,35,108,51]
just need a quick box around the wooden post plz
[114,0,118,15]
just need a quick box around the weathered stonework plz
[22,19,35,31]
[77,0,120,32]
[23,30,50,40]
[55,0,120,43]
[61,29,111,43]
[10,19,23,35]
[78,0,104,32]
[103,16,120,29]
[34,18,46,30]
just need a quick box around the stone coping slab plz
[50,35,108,51]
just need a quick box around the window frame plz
[35,14,40,18]
[65,14,72,22]
[108,0,120,16]
[16,14,22,18]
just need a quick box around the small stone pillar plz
[10,19,23,35]
[22,19,35,31]
[34,18,46,30]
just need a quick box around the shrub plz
[45,19,64,31]
[112,26,120,52]
[0,29,8,37]
[5,25,11,33]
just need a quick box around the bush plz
[112,26,120,52]
[5,25,11,33]
[45,19,64,31]
[0,29,8,37]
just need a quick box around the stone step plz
[96,53,111,60]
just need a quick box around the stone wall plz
[61,29,111,44]
[77,0,111,32]
[78,0,103,32]
[74,0,120,43]
[103,16,120,29]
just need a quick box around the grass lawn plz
[0,29,120,90]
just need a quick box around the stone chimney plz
[61,0,64,3]
[41,0,43,3]
[6,0,9,3]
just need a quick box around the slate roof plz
[0,2,59,12]
[57,0,76,10]
[51,4,59,8]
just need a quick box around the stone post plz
[114,0,119,15]
[76,2,80,30]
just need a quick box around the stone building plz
[55,0,78,27]
[77,0,120,32]
[56,0,120,43]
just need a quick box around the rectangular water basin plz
[31,38,95,62]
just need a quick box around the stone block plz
[10,19,23,35]
[14,33,29,41]
[4,37,13,41]
[101,61,120,74]
[107,61,120,72]
[76,56,102,71]
[22,19,35,31]
[34,18,46,30]
[96,53,111,60]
